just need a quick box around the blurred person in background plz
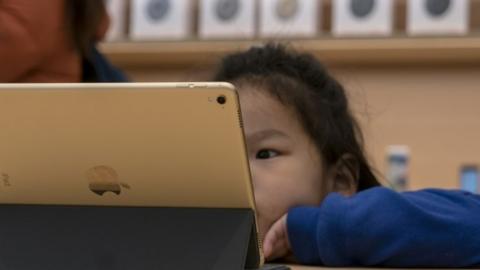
[0,0,126,82]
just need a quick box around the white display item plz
[259,0,319,38]
[332,0,394,37]
[199,0,256,39]
[407,0,470,36]
[130,0,193,41]
[386,145,411,192]
[105,0,128,41]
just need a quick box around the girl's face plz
[239,89,328,240]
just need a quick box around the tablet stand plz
[0,205,261,270]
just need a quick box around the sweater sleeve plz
[287,187,480,267]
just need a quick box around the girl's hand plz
[263,214,292,261]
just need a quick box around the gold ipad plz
[0,82,256,209]
[0,82,265,268]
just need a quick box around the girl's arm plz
[287,187,480,267]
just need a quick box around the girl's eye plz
[256,149,279,160]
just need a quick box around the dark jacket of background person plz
[0,0,109,82]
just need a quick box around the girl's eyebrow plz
[246,129,289,143]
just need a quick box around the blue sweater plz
[287,187,480,267]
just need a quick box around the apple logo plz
[215,0,240,22]
[350,0,376,19]
[87,166,130,196]
[276,0,299,21]
[146,0,170,22]
[426,0,451,18]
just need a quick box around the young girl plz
[213,44,480,267]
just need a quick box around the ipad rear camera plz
[217,95,227,105]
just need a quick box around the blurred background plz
[100,0,480,192]
[3,0,479,192]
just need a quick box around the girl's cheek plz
[254,194,274,238]
[255,196,286,241]
[257,216,268,241]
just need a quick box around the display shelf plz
[100,36,480,68]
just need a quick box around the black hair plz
[65,0,106,57]
[214,44,380,191]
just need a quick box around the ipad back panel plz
[0,83,255,210]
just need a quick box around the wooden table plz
[289,267,367,270]
[290,266,336,270]
[288,266,452,270]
